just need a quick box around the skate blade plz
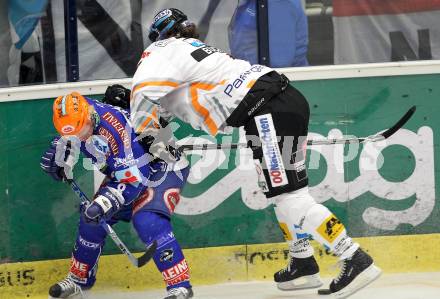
[48,295,83,299]
[48,294,84,299]
[277,274,323,291]
[333,264,382,299]
[48,289,85,299]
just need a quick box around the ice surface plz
[78,272,440,299]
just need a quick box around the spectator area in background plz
[333,0,440,63]
[1,0,439,87]
[0,0,238,87]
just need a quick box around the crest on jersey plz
[160,248,174,262]
[164,188,181,213]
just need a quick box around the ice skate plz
[48,277,83,298]
[163,286,194,299]
[274,255,323,291]
[318,248,382,298]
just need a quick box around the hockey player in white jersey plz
[130,8,382,299]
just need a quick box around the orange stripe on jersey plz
[190,83,219,136]
[131,80,180,102]
[247,80,256,89]
[137,107,159,133]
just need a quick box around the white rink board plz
[79,272,440,299]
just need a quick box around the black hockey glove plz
[102,84,131,109]
[137,127,182,165]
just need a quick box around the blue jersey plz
[81,97,150,204]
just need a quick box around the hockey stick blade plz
[136,240,158,267]
[379,105,416,139]
[178,106,416,150]
[310,105,417,145]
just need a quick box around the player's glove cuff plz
[84,187,125,222]
[40,137,69,181]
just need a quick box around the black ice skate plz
[49,277,83,298]
[318,248,382,298]
[164,286,194,299]
[274,255,323,291]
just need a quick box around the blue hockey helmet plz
[148,8,188,42]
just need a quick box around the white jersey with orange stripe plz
[130,37,273,136]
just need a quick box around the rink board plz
[1,71,440,263]
[1,64,440,298]
[1,234,440,299]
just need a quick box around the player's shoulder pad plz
[94,100,129,118]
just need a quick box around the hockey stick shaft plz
[178,106,416,151]
[68,179,156,267]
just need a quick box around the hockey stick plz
[67,179,157,268]
[177,106,416,151]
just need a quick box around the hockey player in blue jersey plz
[40,92,193,299]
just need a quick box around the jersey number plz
[191,45,224,62]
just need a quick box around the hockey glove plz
[149,140,182,164]
[102,84,131,109]
[40,137,76,181]
[137,127,182,165]
[83,187,125,223]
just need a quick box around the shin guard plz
[68,215,108,288]
[133,211,191,290]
